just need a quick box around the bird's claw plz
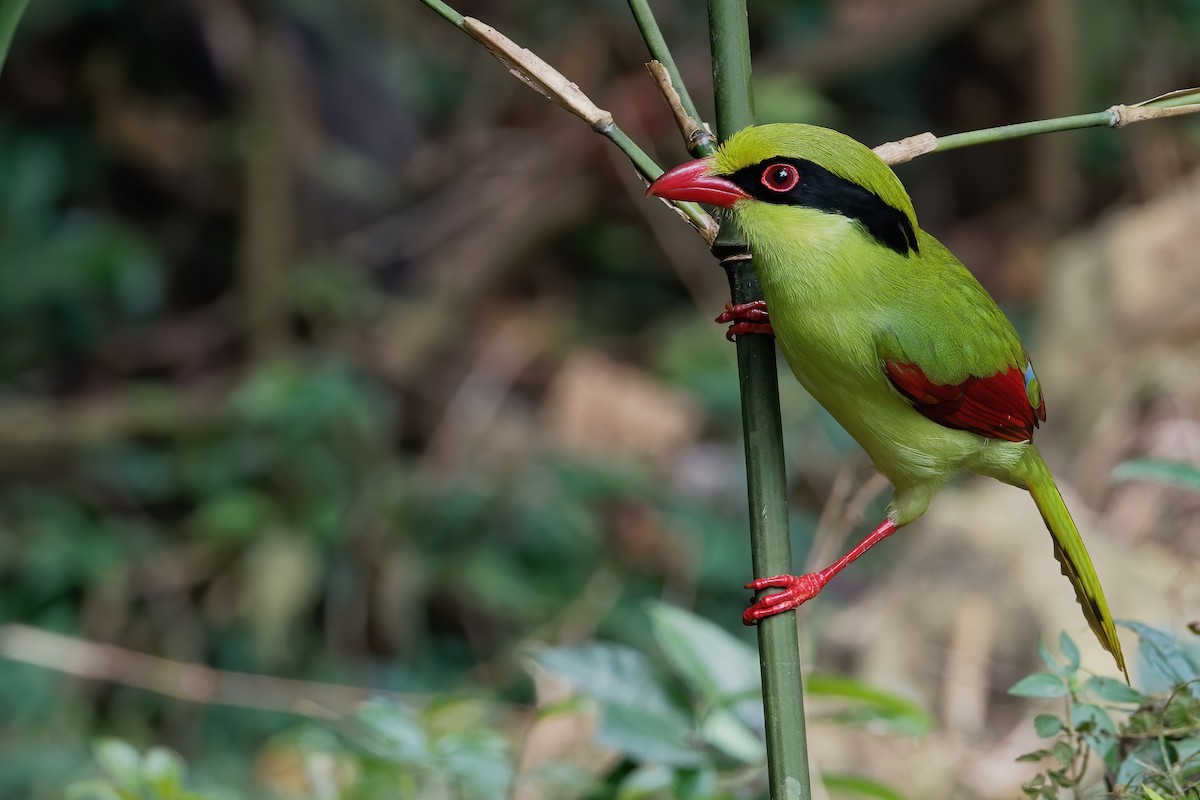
[742,572,826,625]
[716,301,774,341]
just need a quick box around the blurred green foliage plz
[65,603,928,799]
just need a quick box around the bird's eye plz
[760,163,799,192]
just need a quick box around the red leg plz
[743,517,900,625]
[716,300,774,341]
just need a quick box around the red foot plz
[742,572,827,625]
[716,301,774,341]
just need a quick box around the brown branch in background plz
[369,129,593,384]
[805,468,889,575]
[238,21,294,359]
[0,390,224,464]
[1029,0,1080,227]
[0,624,407,717]
[421,315,546,476]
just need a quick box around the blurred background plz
[0,0,1198,797]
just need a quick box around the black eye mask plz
[727,157,919,256]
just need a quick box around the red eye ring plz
[761,163,799,193]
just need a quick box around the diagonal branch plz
[419,3,717,242]
[647,60,715,155]
[0,623,412,717]
[874,89,1200,165]
[421,0,1199,242]
[626,0,703,126]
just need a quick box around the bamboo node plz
[1108,104,1130,128]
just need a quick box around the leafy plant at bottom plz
[66,739,215,800]
[531,601,928,799]
[1012,624,1200,799]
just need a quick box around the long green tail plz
[1025,449,1128,680]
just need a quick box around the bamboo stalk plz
[706,1,812,798]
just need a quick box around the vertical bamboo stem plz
[239,21,293,359]
[706,1,812,798]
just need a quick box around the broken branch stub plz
[464,18,614,132]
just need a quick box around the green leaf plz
[698,706,764,764]
[1142,787,1169,800]
[1113,459,1200,492]
[648,602,759,704]
[533,696,590,722]
[673,766,719,800]
[93,739,142,791]
[807,673,933,736]
[1047,768,1073,788]
[1071,702,1118,770]
[533,643,701,766]
[1058,632,1081,673]
[617,764,674,800]
[140,747,186,794]
[533,642,681,716]
[65,782,125,800]
[188,488,277,542]
[1085,675,1147,704]
[1053,740,1076,767]
[436,730,514,800]
[1171,736,1200,772]
[1115,741,1166,789]
[597,700,702,767]
[1037,638,1062,675]
[823,773,909,800]
[1008,672,1069,698]
[354,698,430,765]
[1119,620,1200,694]
[1033,714,1064,737]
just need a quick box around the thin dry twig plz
[424,6,717,238]
[646,60,715,154]
[463,18,613,132]
[425,0,1200,244]
[872,133,940,166]
[0,623,408,717]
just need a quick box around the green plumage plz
[713,123,1127,677]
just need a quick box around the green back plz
[714,123,1027,386]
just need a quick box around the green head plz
[649,124,920,255]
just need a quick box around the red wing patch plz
[883,360,1045,443]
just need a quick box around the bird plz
[647,123,1127,678]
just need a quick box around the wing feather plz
[883,359,1045,442]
